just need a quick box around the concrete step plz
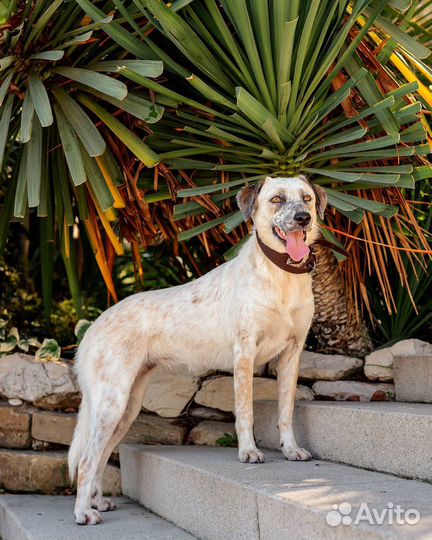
[0,495,196,540]
[254,400,432,481]
[120,444,432,540]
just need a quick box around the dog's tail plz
[68,396,90,482]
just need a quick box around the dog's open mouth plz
[273,226,310,262]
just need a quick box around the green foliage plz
[0,0,164,315]
[116,0,432,237]
[216,432,238,448]
[74,319,91,345]
[35,337,61,362]
[0,319,41,355]
[370,179,432,347]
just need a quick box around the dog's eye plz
[270,195,283,204]
[303,194,312,202]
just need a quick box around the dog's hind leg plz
[73,375,137,525]
[90,367,154,512]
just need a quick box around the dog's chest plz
[251,288,313,364]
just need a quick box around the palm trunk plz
[312,244,372,357]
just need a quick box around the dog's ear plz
[311,183,328,219]
[236,182,263,221]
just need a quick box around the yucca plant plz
[0,0,165,316]
[76,0,432,354]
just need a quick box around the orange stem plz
[322,225,432,254]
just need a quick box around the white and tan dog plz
[69,175,327,525]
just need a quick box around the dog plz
[68,175,327,525]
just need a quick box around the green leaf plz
[88,59,163,78]
[0,70,14,107]
[308,126,367,152]
[400,121,427,144]
[76,0,162,60]
[20,90,34,143]
[0,173,16,256]
[53,88,106,157]
[29,50,64,61]
[225,0,275,112]
[223,210,244,232]
[28,74,53,127]
[61,236,83,318]
[326,188,398,218]
[14,147,28,218]
[286,0,321,121]
[345,54,399,135]
[74,319,91,344]
[83,87,164,124]
[81,150,114,212]
[0,94,14,169]
[371,12,431,59]
[311,134,400,159]
[52,67,128,100]
[26,0,63,48]
[54,104,86,186]
[178,215,227,241]
[236,87,293,144]
[78,94,160,167]
[39,214,54,320]
[0,56,15,70]
[224,235,249,260]
[304,168,362,183]
[145,0,233,92]
[35,338,61,362]
[187,74,237,110]
[26,115,43,208]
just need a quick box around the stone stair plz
[0,495,197,540]
[254,400,432,481]
[3,400,432,540]
[120,444,432,540]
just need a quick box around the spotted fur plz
[69,176,324,524]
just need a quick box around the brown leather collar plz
[256,233,349,274]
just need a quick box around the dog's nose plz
[294,212,311,226]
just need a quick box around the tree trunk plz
[312,244,372,357]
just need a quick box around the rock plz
[365,339,432,382]
[195,376,313,412]
[296,384,315,400]
[0,449,121,495]
[0,402,31,448]
[188,420,236,446]
[8,398,23,406]
[32,409,187,447]
[32,410,77,446]
[123,413,187,446]
[0,353,80,410]
[312,381,395,401]
[269,351,363,380]
[393,354,432,403]
[142,366,200,418]
[189,406,234,422]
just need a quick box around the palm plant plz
[76,0,432,354]
[0,0,164,316]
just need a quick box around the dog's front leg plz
[233,338,265,463]
[278,342,312,461]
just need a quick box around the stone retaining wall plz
[2,339,429,494]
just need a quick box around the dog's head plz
[237,176,327,262]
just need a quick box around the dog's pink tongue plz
[285,231,310,262]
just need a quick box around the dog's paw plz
[282,446,312,461]
[91,497,116,512]
[239,448,265,463]
[75,508,101,525]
